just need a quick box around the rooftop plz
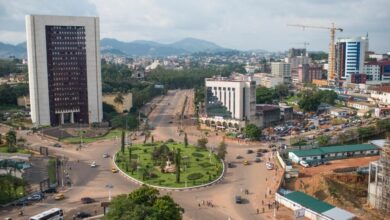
[284,191,334,214]
[290,144,378,158]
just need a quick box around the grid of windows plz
[45,25,89,126]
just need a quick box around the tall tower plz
[26,15,102,126]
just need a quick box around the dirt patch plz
[285,156,389,220]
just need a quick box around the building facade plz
[271,62,291,83]
[205,76,256,122]
[335,36,369,81]
[26,15,102,126]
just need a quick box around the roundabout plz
[114,140,224,189]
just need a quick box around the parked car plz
[261,149,269,153]
[90,161,96,168]
[243,160,249,165]
[111,167,119,173]
[75,211,91,219]
[54,193,65,200]
[102,153,109,158]
[299,160,310,168]
[266,162,274,170]
[255,157,261,163]
[13,198,31,206]
[246,149,254,154]
[227,162,234,168]
[81,197,94,204]
[236,155,243,159]
[43,187,57,193]
[53,143,61,148]
[27,192,44,201]
[235,195,242,204]
[256,152,262,157]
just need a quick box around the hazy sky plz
[1,0,389,53]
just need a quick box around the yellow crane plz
[287,23,343,86]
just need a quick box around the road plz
[0,89,283,220]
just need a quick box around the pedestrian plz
[265,193,267,198]
[198,203,201,207]
[262,207,265,213]
[202,200,205,205]
[266,178,267,182]
[268,203,271,209]
[257,208,259,214]
[262,200,264,205]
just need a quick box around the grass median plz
[115,141,223,188]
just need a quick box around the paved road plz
[0,89,282,220]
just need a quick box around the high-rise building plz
[26,15,102,126]
[335,36,369,81]
[271,62,291,83]
[288,48,307,58]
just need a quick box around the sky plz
[0,0,389,53]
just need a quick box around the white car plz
[266,162,274,170]
[299,160,309,168]
[90,161,96,167]
[102,153,109,158]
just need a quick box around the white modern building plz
[26,15,102,126]
[205,76,256,122]
[335,36,369,80]
[363,63,382,82]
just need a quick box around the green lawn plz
[0,175,26,205]
[60,129,122,144]
[0,145,30,154]
[115,142,223,188]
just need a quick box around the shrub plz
[166,138,175,143]
[187,173,204,180]
[143,143,156,146]
[192,152,204,157]
[195,158,200,162]
[199,162,212,168]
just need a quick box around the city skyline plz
[1,0,390,53]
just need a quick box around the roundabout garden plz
[115,139,224,188]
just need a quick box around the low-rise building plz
[276,189,356,220]
[256,104,280,127]
[346,101,376,111]
[288,144,379,163]
[369,86,390,105]
[330,107,351,118]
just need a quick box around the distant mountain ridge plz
[0,37,235,58]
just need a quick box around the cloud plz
[0,0,389,53]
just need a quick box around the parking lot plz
[297,155,379,176]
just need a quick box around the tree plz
[274,84,289,100]
[121,130,125,154]
[317,135,330,146]
[298,90,320,112]
[151,135,154,143]
[5,130,16,152]
[184,133,188,147]
[0,133,2,145]
[128,146,132,162]
[176,149,181,183]
[256,86,275,104]
[244,124,261,140]
[197,137,208,149]
[217,141,227,160]
[106,186,183,220]
[114,93,124,105]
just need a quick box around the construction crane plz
[287,23,343,86]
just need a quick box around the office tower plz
[26,15,102,126]
[335,36,369,81]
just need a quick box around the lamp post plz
[105,184,114,201]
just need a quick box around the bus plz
[29,208,63,220]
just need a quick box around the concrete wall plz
[103,93,133,113]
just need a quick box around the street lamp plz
[105,184,114,201]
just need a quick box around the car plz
[235,195,242,204]
[13,198,31,206]
[53,143,61,148]
[256,149,263,153]
[299,160,310,168]
[256,152,262,157]
[75,211,91,219]
[246,149,254,154]
[261,149,269,153]
[81,197,94,204]
[27,193,44,201]
[236,155,243,159]
[243,160,249,165]
[227,162,234,168]
[43,187,57,193]
[255,157,261,163]
[266,162,274,170]
[54,193,64,200]
[90,161,96,168]
[102,153,109,158]
[168,121,173,124]
[111,167,119,173]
